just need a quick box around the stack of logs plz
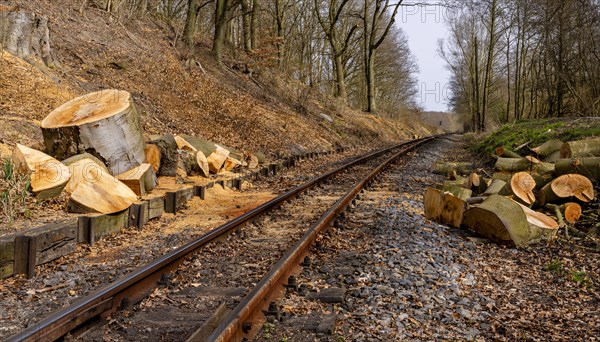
[11,89,264,215]
[425,137,599,246]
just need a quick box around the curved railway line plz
[7,136,440,342]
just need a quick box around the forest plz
[440,0,600,132]
[86,0,420,118]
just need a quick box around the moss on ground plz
[471,118,600,155]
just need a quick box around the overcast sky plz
[396,2,451,112]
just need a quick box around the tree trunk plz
[560,138,600,158]
[538,174,595,205]
[250,0,258,50]
[366,51,377,113]
[213,0,229,64]
[240,0,252,53]
[423,188,468,228]
[334,53,347,100]
[0,7,56,67]
[183,0,200,51]
[12,144,70,200]
[41,90,146,175]
[531,139,563,158]
[555,157,600,180]
[462,195,530,245]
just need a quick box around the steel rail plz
[208,137,435,341]
[7,137,433,342]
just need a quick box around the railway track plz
[7,136,438,342]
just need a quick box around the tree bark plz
[555,157,600,180]
[213,0,229,64]
[41,90,146,175]
[560,138,600,159]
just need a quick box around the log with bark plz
[148,134,178,177]
[440,182,472,201]
[500,172,536,205]
[560,138,600,159]
[175,134,243,174]
[467,172,488,194]
[516,202,559,241]
[495,146,521,158]
[531,139,563,159]
[41,90,146,175]
[554,157,600,181]
[462,195,529,245]
[462,195,553,246]
[538,174,595,205]
[423,188,468,228]
[560,202,582,224]
[116,163,157,196]
[482,178,507,196]
[208,145,230,174]
[12,144,70,200]
[432,161,473,175]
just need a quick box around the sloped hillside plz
[0,0,436,159]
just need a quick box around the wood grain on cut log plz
[144,144,161,174]
[467,172,488,194]
[538,174,595,205]
[560,138,600,159]
[223,156,243,172]
[65,157,137,214]
[509,172,536,205]
[12,144,70,200]
[531,139,563,158]
[41,90,146,175]
[208,145,230,174]
[196,151,209,177]
[555,157,600,180]
[246,154,259,169]
[116,163,157,196]
[561,202,582,224]
[63,155,108,193]
[423,188,468,228]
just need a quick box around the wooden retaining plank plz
[23,220,78,267]
[147,196,165,220]
[83,209,130,245]
[194,185,206,200]
[165,186,194,214]
[13,235,32,277]
[129,202,149,229]
[0,234,15,278]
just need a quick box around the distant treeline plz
[440,0,600,132]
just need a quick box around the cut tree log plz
[531,139,563,158]
[440,182,472,201]
[467,172,488,194]
[223,156,243,172]
[252,151,266,165]
[64,157,137,214]
[12,144,70,200]
[495,156,553,175]
[116,163,157,196]
[508,172,536,205]
[543,151,561,163]
[482,178,507,196]
[538,174,595,205]
[179,150,209,177]
[560,202,582,224]
[495,146,521,158]
[423,188,468,228]
[432,161,472,175]
[560,138,600,158]
[41,90,146,175]
[555,157,600,180]
[462,195,528,245]
[462,195,547,246]
[149,134,178,177]
[207,145,230,174]
[144,144,161,174]
[196,151,209,177]
[516,202,559,241]
[63,155,108,193]
[246,154,259,169]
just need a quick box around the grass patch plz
[545,258,564,273]
[471,118,600,155]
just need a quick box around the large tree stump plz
[0,6,55,66]
[41,90,146,175]
[538,174,595,205]
[560,138,600,158]
[12,144,70,200]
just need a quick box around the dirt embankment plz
[0,0,437,158]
